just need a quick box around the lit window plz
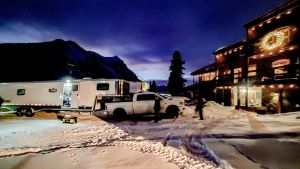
[248,64,256,77]
[272,59,290,75]
[234,68,242,83]
[272,59,290,68]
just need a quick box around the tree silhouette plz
[167,50,186,96]
[149,80,157,93]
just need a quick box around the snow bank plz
[203,101,247,120]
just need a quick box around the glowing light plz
[259,23,263,27]
[261,85,265,88]
[66,80,71,83]
[261,31,285,50]
[234,49,237,52]
[267,20,271,24]
[289,47,294,50]
[239,47,243,50]
[269,52,273,55]
[260,54,264,57]
[286,10,292,14]
[289,84,295,88]
[251,27,255,31]
[278,84,284,88]
[292,28,297,32]
[252,56,257,59]
[276,15,281,19]
[279,49,284,53]
[270,85,274,88]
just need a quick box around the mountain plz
[0,39,139,82]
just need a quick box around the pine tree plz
[152,80,157,93]
[149,80,157,93]
[167,50,186,96]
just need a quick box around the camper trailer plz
[0,78,143,116]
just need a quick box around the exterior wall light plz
[289,84,295,88]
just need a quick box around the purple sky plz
[0,0,285,81]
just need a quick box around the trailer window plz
[136,94,155,101]
[72,84,79,91]
[97,83,109,90]
[17,89,25,96]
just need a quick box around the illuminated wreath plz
[261,31,285,50]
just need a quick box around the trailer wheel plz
[113,108,127,121]
[166,106,179,119]
[25,108,35,117]
[16,107,25,116]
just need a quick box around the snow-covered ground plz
[0,102,300,169]
[0,113,220,169]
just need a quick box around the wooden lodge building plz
[191,0,300,113]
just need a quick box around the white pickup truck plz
[92,92,185,118]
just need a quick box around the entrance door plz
[63,81,72,107]
[70,83,79,108]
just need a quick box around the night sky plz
[0,0,285,81]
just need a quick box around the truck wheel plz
[166,106,179,119]
[25,108,35,117]
[16,107,25,116]
[113,108,127,121]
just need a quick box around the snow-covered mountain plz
[0,39,139,82]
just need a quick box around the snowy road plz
[112,104,300,169]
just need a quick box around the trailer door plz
[70,83,79,108]
[63,81,79,108]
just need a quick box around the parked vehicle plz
[0,78,146,116]
[92,92,185,119]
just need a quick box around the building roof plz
[244,0,299,28]
[213,40,245,55]
[191,63,215,76]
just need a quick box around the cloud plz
[0,22,64,43]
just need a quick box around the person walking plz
[154,96,161,123]
[195,94,206,120]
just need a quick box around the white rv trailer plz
[0,78,143,116]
